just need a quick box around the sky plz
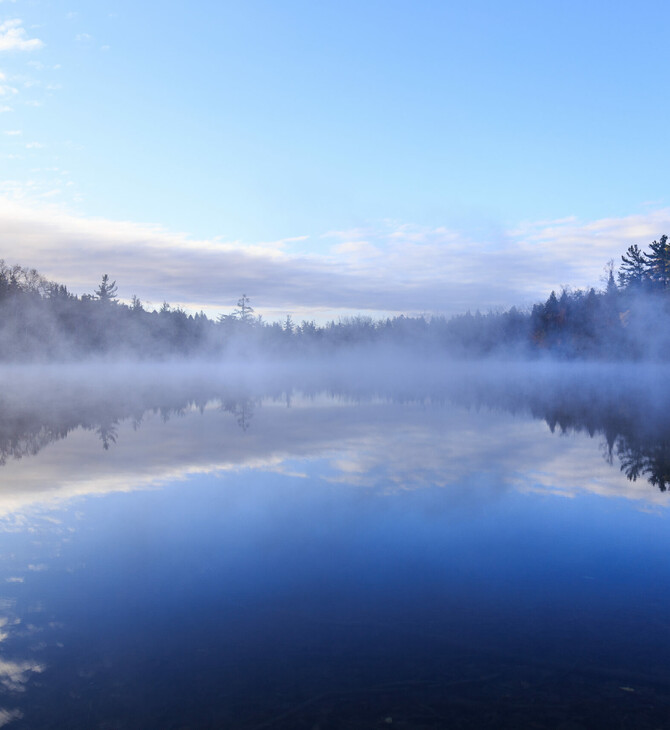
[1,0,670,321]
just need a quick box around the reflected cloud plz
[0,658,43,692]
[0,614,45,728]
[0,709,21,728]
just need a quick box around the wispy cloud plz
[0,197,669,317]
[0,20,43,53]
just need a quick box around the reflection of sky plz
[1,463,669,726]
[0,601,45,725]
[0,394,664,524]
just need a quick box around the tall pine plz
[644,235,670,290]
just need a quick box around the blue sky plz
[1,0,670,320]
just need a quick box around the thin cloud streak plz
[1,197,669,317]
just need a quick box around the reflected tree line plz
[2,235,670,359]
[1,376,669,492]
[447,375,670,492]
[0,384,259,464]
[537,400,670,492]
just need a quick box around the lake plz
[0,359,668,729]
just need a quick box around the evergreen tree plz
[543,290,560,334]
[605,266,618,297]
[95,274,118,303]
[644,235,670,289]
[234,294,254,323]
[618,244,648,289]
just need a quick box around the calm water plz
[0,362,669,729]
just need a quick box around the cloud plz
[0,20,43,52]
[0,196,669,317]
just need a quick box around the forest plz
[1,236,669,361]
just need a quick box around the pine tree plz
[644,235,670,290]
[618,244,648,289]
[606,267,618,297]
[234,294,254,323]
[95,274,118,303]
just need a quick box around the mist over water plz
[0,356,669,728]
[2,356,670,511]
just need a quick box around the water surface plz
[0,362,668,728]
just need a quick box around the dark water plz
[0,363,669,728]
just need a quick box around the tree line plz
[1,235,669,360]
[525,235,670,357]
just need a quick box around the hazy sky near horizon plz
[1,0,670,319]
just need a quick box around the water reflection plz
[0,361,669,499]
[616,437,670,492]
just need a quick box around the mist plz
[2,356,670,498]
